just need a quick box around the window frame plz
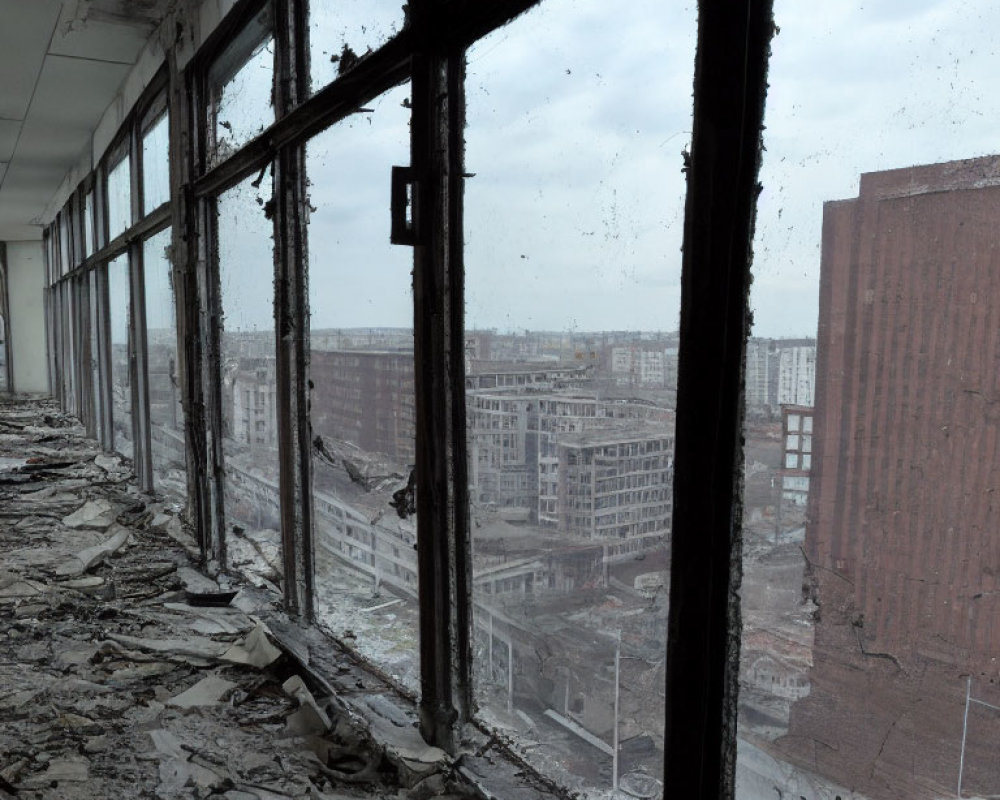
[38,1,775,796]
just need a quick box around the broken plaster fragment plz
[282,674,331,735]
[20,757,90,787]
[221,622,283,668]
[56,525,130,576]
[0,579,45,599]
[62,498,118,528]
[166,674,238,711]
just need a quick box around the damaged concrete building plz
[773,158,1000,798]
[0,0,772,799]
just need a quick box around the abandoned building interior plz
[0,0,779,798]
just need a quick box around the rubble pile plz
[0,396,473,800]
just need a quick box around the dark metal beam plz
[664,0,774,796]
[273,0,314,619]
[411,1,473,751]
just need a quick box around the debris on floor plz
[0,396,488,800]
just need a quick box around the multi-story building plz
[311,349,416,467]
[778,404,812,508]
[554,424,673,542]
[466,392,536,519]
[228,357,278,449]
[466,388,674,541]
[776,346,815,406]
[609,345,667,387]
[781,156,1000,798]
[745,339,772,410]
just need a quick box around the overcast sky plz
[218,0,1000,339]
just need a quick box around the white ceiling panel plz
[0,121,22,162]
[0,0,62,120]
[49,1,154,64]
[0,161,68,239]
[29,56,132,128]
[0,0,171,243]
[15,120,91,168]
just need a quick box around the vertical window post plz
[273,0,314,618]
[665,1,774,796]
[411,0,474,750]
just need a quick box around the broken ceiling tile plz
[56,525,130,575]
[0,579,46,599]
[62,498,119,529]
[282,675,332,736]
[19,757,91,787]
[176,566,221,593]
[166,675,238,711]
[106,632,230,661]
[221,622,283,668]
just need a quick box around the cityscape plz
[117,155,1000,800]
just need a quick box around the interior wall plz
[6,241,49,394]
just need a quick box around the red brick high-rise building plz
[777,157,1000,798]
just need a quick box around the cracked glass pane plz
[308,1,405,93]
[107,155,132,242]
[107,254,132,459]
[737,2,1000,797]
[143,227,186,502]
[208,8,274,169]
[306,83,418,691]
[217,167,281,586]
[142,112,170,215]
[464,0,692,793]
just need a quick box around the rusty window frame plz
[173,0,773,797]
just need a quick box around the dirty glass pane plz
[107,155,132,241]
[306,83,418,690]
[464,0,691,793]
[207,8,274,168]
[143,228,185,501]
[84,191,95,257]
[736,3,1000,798]
[107,254,132,459]
[58,213,70,276]
[142,112,170,215]
[308,1,405,92]
[63,281,77,415]
[217,168,280,587]
[88,268,104,444]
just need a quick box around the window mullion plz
[411,26,473,749]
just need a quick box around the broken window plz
[306,82,419,690]
[464,0,691,791]
[107,254,133,460]
[30,1,780,793]
[143,227,186,501]
[216,167,282,586]
[206,6,275,168]
[308,1,405,92]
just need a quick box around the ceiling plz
[0,0,172,241]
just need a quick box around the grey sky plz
[218,0,1000,339]
[751,0,1000,338]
